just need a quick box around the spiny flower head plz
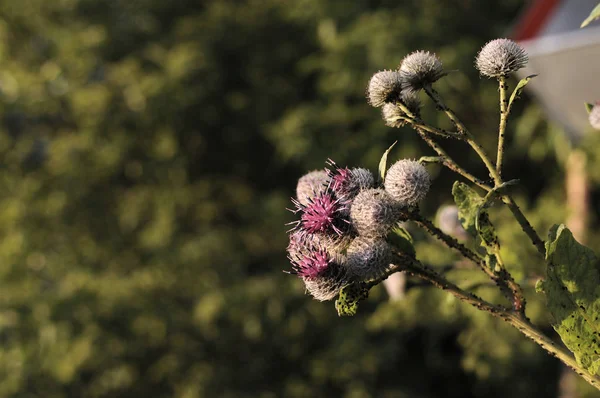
[346,237,393,281]
[296,169,329,206]
[399,51,444,93]
[350,188,405,238]
[327,161,375,203]
[382,103,405,128]
[289,246,333,278]
[399,90,421,116]
[384,159,430,206]
[589,101,600,130]
[287,229,352,260]
[288,245,351,301]
[291,191,347,236]
[475,38,528,78]
[287,230,314,262]
[367,70,403,107]
[381,91,421,128]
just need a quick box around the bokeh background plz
[1,0,600,397]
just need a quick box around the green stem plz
[415,129,491,191]
[504,313,600,390]
[497,75,508,178]
[502,196,546,256]
[412,120,461,139]
[423,85,499,181]
[392,252,505,315]
[411,212,485,266]
[380,256,600,390]
[412,212,522,311]
[423,84,546,257]
[423,85,469,134]
[394,101,460,139]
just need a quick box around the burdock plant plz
[284,38,600,390]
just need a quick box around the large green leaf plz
[335,282,369,316]
[537,224,600,375]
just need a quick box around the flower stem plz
[385,255,600,390]
[391,252,505,315]
[423,84,546,257]
[415,128,491,191]
[395,102,461,139]
[504,313,600,390]
[411,212,524,311]
[497,75,508,178]
[502,196,546,256]
[423,85,499,181]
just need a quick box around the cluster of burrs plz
[286,159,430,301]
[286,38,530,303]
[369,39,529,129]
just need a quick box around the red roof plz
[513,0,561,41]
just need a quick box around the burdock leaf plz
[335,282,369,316]
[378,141,397,182]
[452,181,483,236]
[581,3,600,28]
[453,182,499,257]
[508,74,537,111]
[540,224,600,375]
[476,211,499,249]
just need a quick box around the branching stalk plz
[411,212,526,311]
[422,83,546,257]
[377,254,600,390]
[415,129,491,191]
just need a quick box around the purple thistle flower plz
[289,247,332,278]
[286,243,351,301]
[326,160,375,203]
[291,191,346,236]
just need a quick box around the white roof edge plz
[519,25,600,56]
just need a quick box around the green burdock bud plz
[350,188,404,238]
[367,70,403,107]
[399,51,444,93]
[589,102,600,130]
[346,237,393,281]
[475,38,528,78]
[296,169,329,206]
[381,91,421,128]
[384,159,430,206]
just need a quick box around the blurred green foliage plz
[0,0,598,397]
